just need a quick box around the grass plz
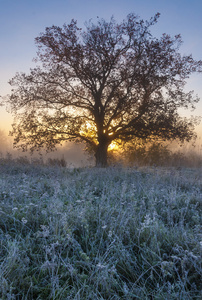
[0,160,201,299]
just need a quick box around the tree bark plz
[95,142,109,167]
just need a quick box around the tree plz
[6,13,202,166]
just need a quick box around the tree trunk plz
[95,142,109,167]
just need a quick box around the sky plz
[0,0,202,144]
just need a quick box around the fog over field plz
[1,128,202,169]
[0,129,93,167]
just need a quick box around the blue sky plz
[0,0,202,138]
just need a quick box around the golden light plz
[79,121,121,152]
[108,140,120,151]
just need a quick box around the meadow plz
[0,159,201,299]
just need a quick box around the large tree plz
[6,13,201,166]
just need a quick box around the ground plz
[0,161,201,299]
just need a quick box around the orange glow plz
[108,140,120,151]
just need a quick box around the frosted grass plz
[0,163,201,299]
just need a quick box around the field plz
[0,161,201,299]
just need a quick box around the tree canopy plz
[6,13,202,166]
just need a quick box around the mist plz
[0,129,13,155]
[0,129,94,167]
[0,129,202,168]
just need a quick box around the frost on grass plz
[0,164,201,299]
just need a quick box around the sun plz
[108,141,120,151]
[80,121,121,152]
